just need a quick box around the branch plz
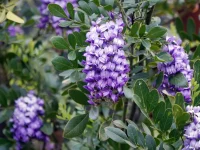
[145,5,155,25]
[116,0,130,29]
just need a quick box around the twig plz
[116,0,130,29]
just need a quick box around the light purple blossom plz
[157,36,193,102]
[10,91,53,150]
[183,106,200,150]
[8,25,23,37]
[38,0,79,35]
[82,17,130,105]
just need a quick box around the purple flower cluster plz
[8,25,23,37]
[38,0,79,35]
[183,106,200,150]
[10,91,49,150]
[82,17,130,105]
[157,36,193,102]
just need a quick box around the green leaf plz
[64,114,89,138]
[153,101,165,123]
[142,123,151,135]
[0,89,7,107]
[99,121,111,141]
[139,24,146,37]
[105,0,114,6]
[142,39,151,49]
[155,71,163,88]
[51,36,69,50]
[176,112,190,130]
[146,89,159,112]
[173,104,183,119]
[130,22,140,36]
[137,130,146,147]
[132,94,148,118]
[126,119,139,130]
[0,109,13,123]
[156,51,173,62]
[69,70,84,82]
[146,26,167,39]
[193,45,200,59]
[77,81,89,94]
[169,129,180,140]
[175,93,185,109]
[134,80,149,109]
[127,124,138,145]
[187,17,195,39]
[145,135,156,150]
[78,1,93,15]
[41,123,53,135]
[113,120,127,129]
[68,34,76,49]
[98,7,109,17]
[59,69,75,78]
[78,11,85,22]
[123,86,133,99]
[89,2,100,14]
[104,5,113,11]
[48,4,68,18]
[52,56,73,71]
[68,51,76,61]
[169,72,188,87]
[105,127,128,143]
[89,106,99,120]
[159,109,173,132]
[175,18,184,34]
[67,3,74,19]
[73,32,82,46]
[69,89,88,105]
[59,21,73,27]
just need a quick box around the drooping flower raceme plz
[8,25,23,37]
[157,36,193,102]
[38,0,79,35]
[82,17,130,105]
[183,106,200,150]
[10,91,51,150]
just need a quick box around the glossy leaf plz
[64,114,89,138]
[78,1,93,15]
[159,109,173,132]
[69,89,88,105]
[52,56,73,71]
[105,127,128,143]
[155,71,164,88]
[68,34,76,49]
[67,3,74,19]
[68,51,76,61]
[51,36,69,50]
[169,72,188,87]
[146,26,167,39]
[145,135,156,150]
[48,4,68,18]
[153,101,165,123]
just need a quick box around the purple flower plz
[82,17,129,105]
[183,106,200,150]
[8,25,23,37]
[38,0,79,35]
[10,91,52,150]
[157,36,193,102]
